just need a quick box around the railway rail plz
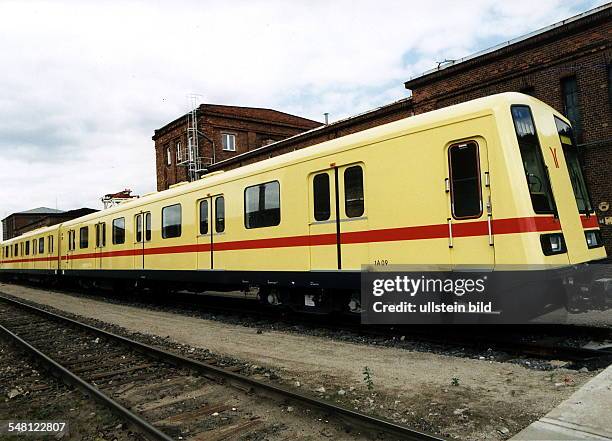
[0,294,443,441]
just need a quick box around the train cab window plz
[344,166,364,218]
[80,227,89,249]
[39,238,44,254]
[245,181,280,229]
[313,173,331,221]
[215,197,225,233]
[448,142,482,219]
[511,105,556,214]
[162,204,182,239]
[199,200,209,234]
[112,218,126,245]
[555,117,593,214]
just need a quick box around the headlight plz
[540,233,567,255]
[585,230,603,249]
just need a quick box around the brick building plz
[1,207,98,240]
[152,104,321,190]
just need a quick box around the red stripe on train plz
[1,215,569,264]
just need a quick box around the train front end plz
[498,96,607,319]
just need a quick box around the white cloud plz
[0,0,606,235]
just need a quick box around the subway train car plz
[0,93,606,314]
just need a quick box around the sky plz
[0,0,607,237]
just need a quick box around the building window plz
[561,76,581,140]
[520,85,535,96]
[166,146,172,166]
[80,227,89,249]
[448,141,482,219]
[162,204,182,238]
[176,141,182,162]
[222,133,236,151]
[199,199,209,235]
[608,64,612,109]
[313,173,331,221]
[245,181,280,229]
[344,166,365,218]
[112,218,125,245]
[215,196,225,233]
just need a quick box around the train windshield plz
[511,105,556,214]
[555,117,593,214]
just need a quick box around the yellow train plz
[0,93,606,313]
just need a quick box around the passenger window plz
[80,227,89,249]
[245,181,280,228]
[200,200,209,234]
[313,173,331,221]
[39,238,44,254]
[112,218,126,245]
[215,197,225,233]
[14,244,18,256]
[448,141,482,219]
[33,240,37,255]
[135,214,143,242]
[25,241,30,256]
[344,166,364,218]
[95,223,106,248]
[145,213,151,241]
[162,204,182,239]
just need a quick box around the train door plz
[65,229,76,270]
[445,139,495,268]
[95,222,106,269]
[134,212,151,270]
[308,164,369,270]
[308,169,338,270]
[197,197,213,270]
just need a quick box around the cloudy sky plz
[0,0,606,236]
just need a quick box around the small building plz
[1,207,98,240]
[152,104,321,191]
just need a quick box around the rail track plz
[0,294,443,441]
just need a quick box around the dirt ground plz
[0,338,145,441]
[0,283,600,440]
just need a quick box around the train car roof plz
[19,92,566,231]
[1,223,60,245]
